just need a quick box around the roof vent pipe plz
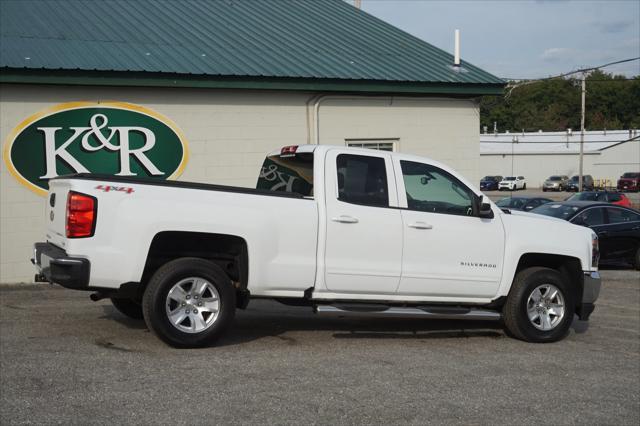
[454,29,461,67]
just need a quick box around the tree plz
[480,71,640,132]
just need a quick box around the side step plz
[315,305,501,321]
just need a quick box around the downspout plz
[305,94,325,144]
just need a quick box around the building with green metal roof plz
[0,0,504,283]
[0,0,503,94]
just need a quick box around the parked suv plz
[543,175,569,192]
[498,176,526,191]
[480,175,502,191]
[566,175,594,192]
[617,172,640,192]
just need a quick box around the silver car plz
[543,175,569,192]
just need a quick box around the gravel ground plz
[1,269,639,425]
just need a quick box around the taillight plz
[66,191,97,238]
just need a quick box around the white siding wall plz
[0,84,480,283]
[479,139,640,187]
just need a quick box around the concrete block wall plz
[0,84,481,283]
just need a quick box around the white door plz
[394,158,505,298]
[323,150,403,294]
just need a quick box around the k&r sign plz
[3,101,189,195]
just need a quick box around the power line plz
[502,57,640,82]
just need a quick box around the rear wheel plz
[110,297,143,320]
[503,267,575,343]
[634,247,640,271]
[142,258,236,348]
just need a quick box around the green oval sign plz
[3,101,189,195]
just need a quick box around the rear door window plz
[337,154,389,207]
[607,208,640,224]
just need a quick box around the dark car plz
[617,172,640,192]
[479,175,502,191]
[531,201,640,269]
[565,191,632,208]
[566,175,594,192]
[495,196,553,211]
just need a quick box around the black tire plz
[110,297,143,320]
[523,183,527,190]
[634,247,640,271]
[142,257,236,348]
[503,267,575,343]
[542,188,547,192]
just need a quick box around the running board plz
[314,305,501,321]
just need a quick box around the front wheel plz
[523,183,527,190]
[503,267,575,343]
[142,258,236,348]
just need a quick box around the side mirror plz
[420,176,429,185]
[479,202,494,219]
[475,195,494,219]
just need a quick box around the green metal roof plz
[0,0,504,94]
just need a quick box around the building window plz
[345,139,398,152]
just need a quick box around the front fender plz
[496,211,594,297]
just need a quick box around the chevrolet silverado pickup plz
[33,145,601,347]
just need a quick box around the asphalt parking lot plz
[1,269,638,425]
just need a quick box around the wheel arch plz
[511,252,584,311]
[140,231,249,306]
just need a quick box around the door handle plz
[408,221,433,230]
[331,215,359,224]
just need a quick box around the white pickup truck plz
[33,145,601,347]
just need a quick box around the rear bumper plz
[577,271,601,321]
[32,242,90,290]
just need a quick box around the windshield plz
[496,197,525,209]
[548,176,562,181]
[256,153,314,197]
[570,176,579,182]
[482,176,497,181]
[567,192,605,202]
[504,177,516,181]
[622,173,640,178]
[531,204,580,220]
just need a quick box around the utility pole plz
[579,72,586,191]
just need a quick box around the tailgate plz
[45,180,73,248]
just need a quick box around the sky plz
[354,0,640,79]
